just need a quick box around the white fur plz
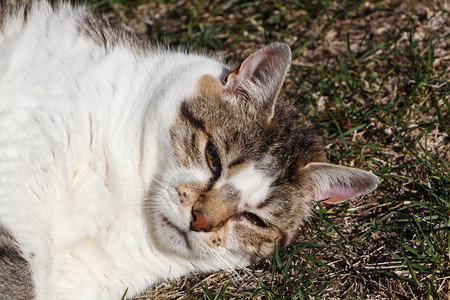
[227,163,273,209]
[0,2,234,299]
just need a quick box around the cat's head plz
[149,43,378,270]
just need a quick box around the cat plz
[0,1,379,299]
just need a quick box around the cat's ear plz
[223,43,291,120]
[300,163,379,206]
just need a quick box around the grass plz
[88,0,449,298]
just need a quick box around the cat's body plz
[0,2,379,299]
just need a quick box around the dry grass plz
[89,0,449,298]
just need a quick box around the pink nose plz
[190,210,212,232]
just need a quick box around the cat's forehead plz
[188,75,269,139]
[196,74,223,99]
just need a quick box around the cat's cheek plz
[176,202,191,224]
[154,215,192,255]
[204,230,227,249]
[186,225,229,251]
[233,223,279,257]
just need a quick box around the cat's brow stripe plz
[257,197,274,209]
[227,157,246,169]
[180,102,205,131]
[190,133,197,153]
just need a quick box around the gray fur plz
[0,226,34,300]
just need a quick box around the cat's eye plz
[243,212,267,228]
[205,142,221,177]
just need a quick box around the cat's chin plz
[156,215,193,256]
[154,215,192,257]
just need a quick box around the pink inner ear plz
[238,51,269,79]
[303,162,379,207]
[317,187,363,206]
[224,73,239,93]
[224,50,269,93]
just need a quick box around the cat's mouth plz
[161,216,191,250]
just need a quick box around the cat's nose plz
[190,210,212,232]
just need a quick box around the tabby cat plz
[0,1,379,299]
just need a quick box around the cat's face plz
[147,43,378,269]
[163,76,324,263]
